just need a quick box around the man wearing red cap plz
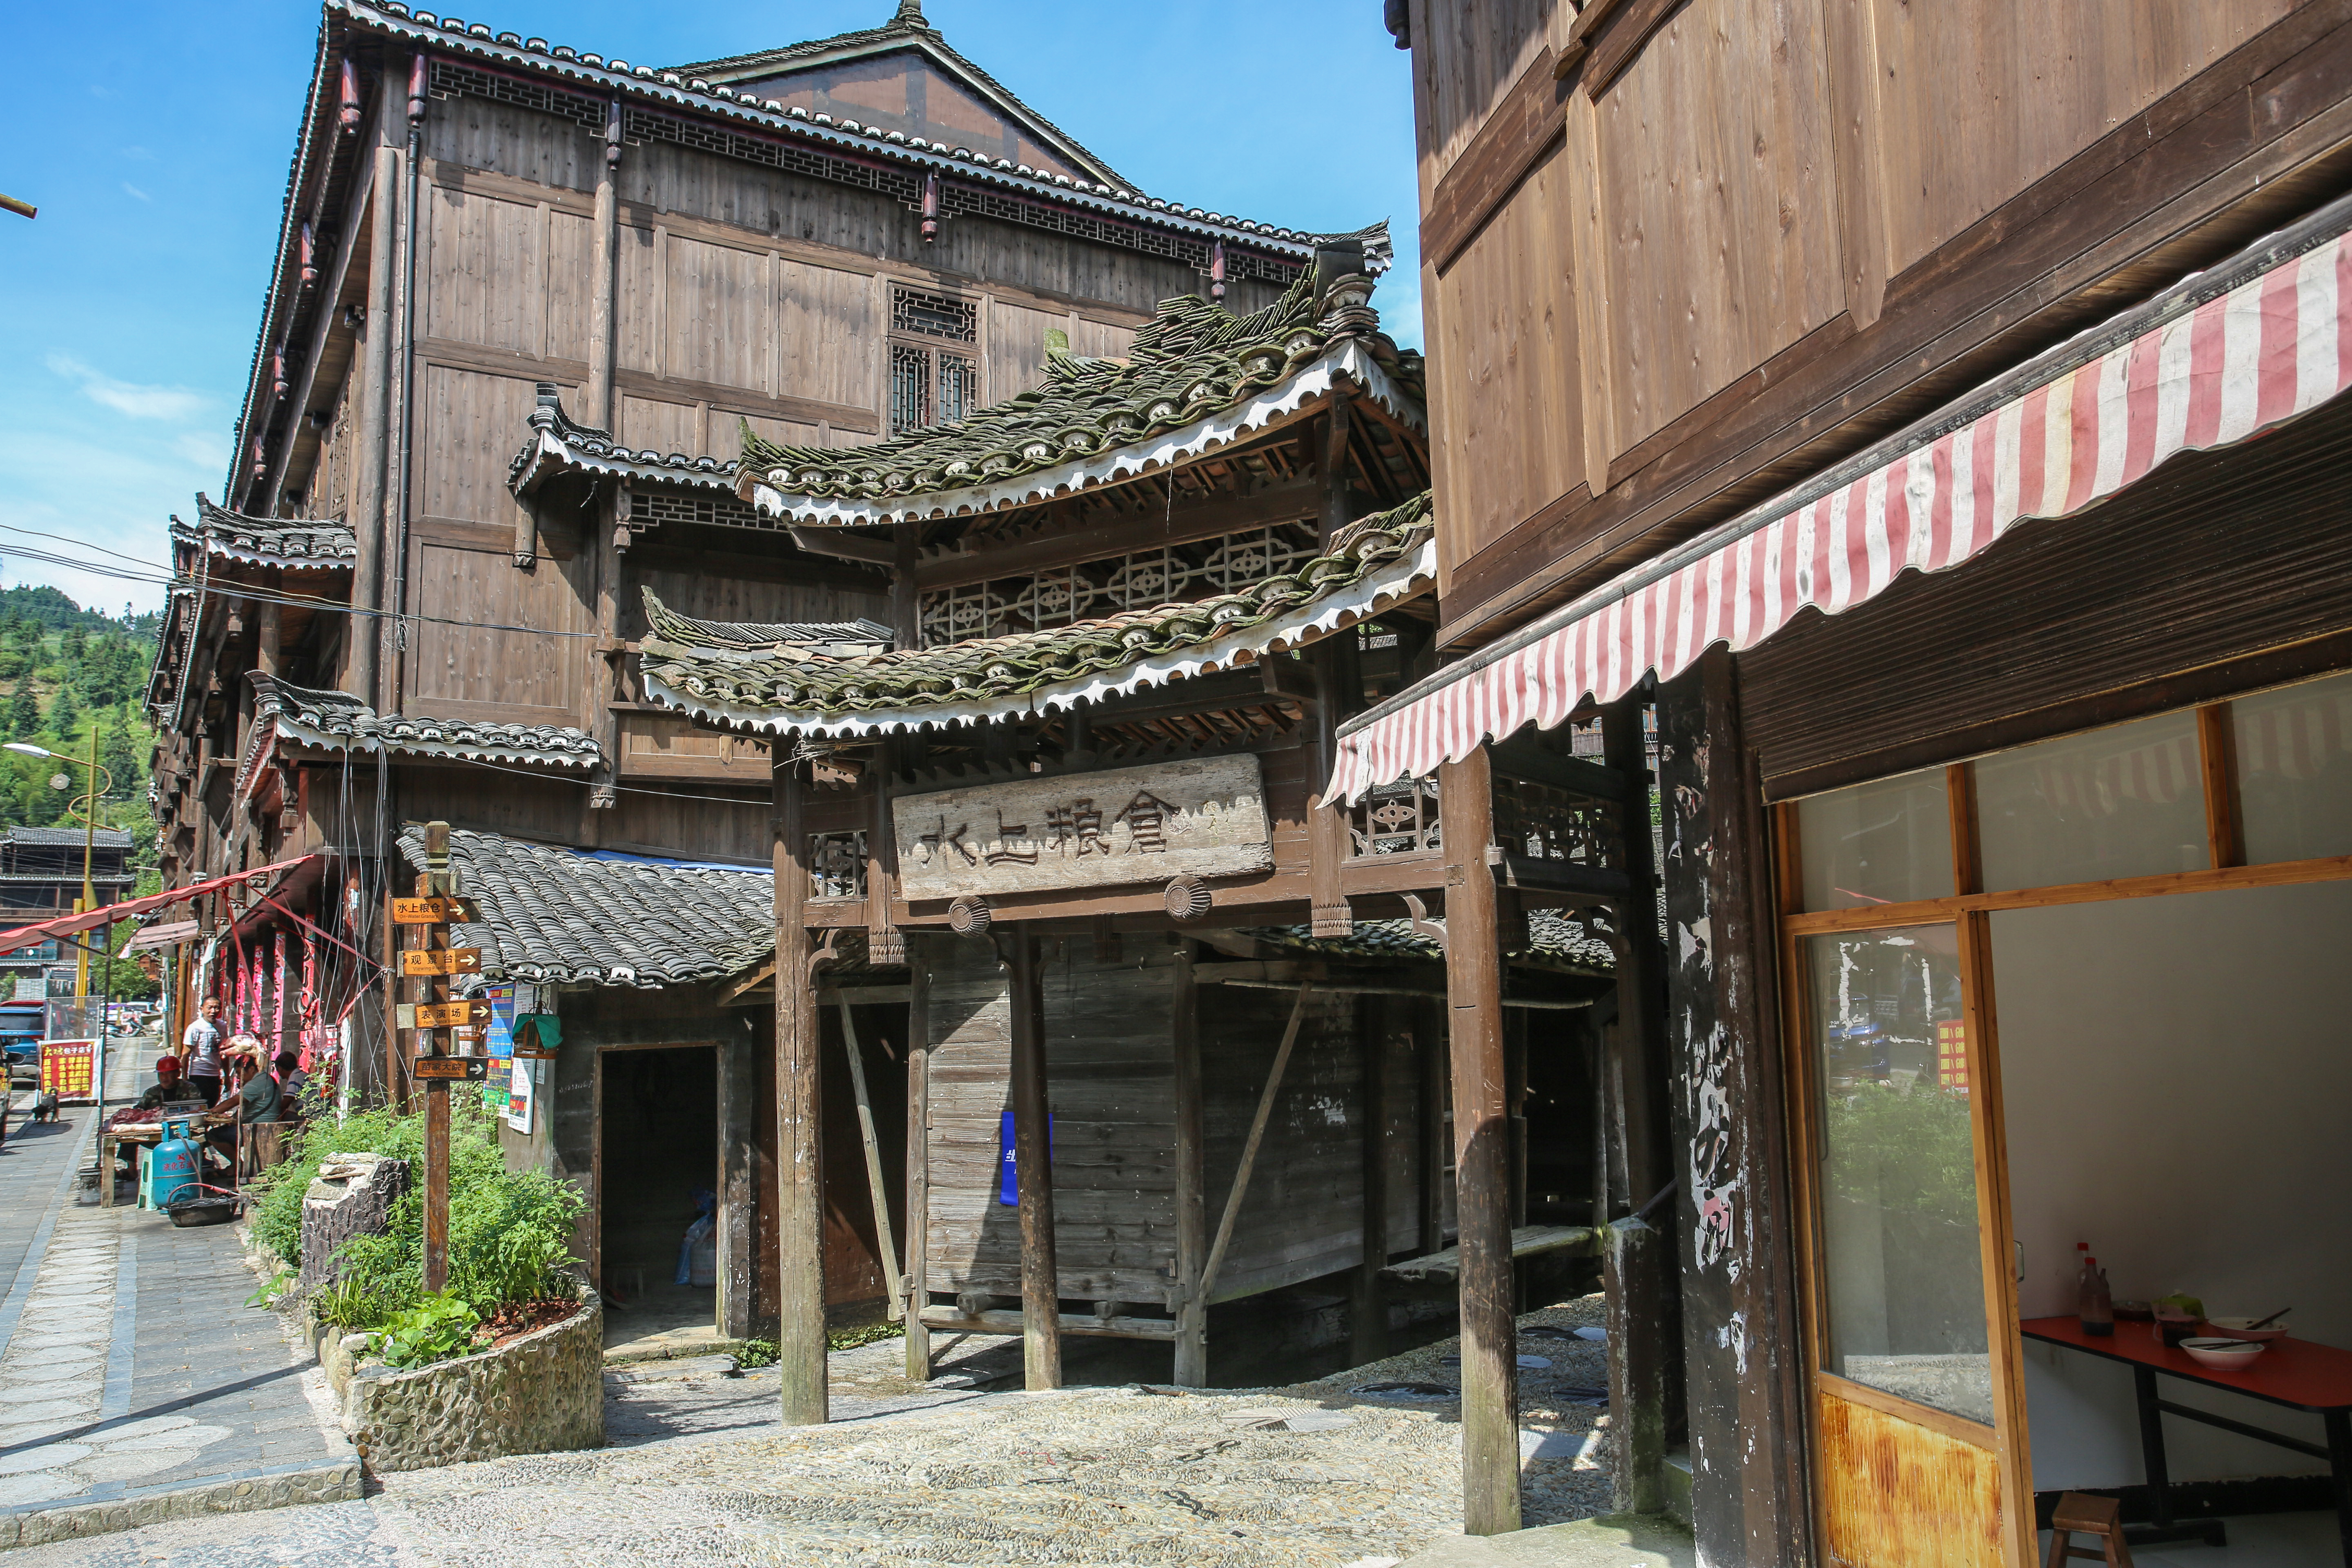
[134,1056,204,1113]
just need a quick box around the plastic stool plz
[2046,1492,2135,1568]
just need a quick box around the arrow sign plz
[412,1057,489,1082]
[392,896,481,925]
[414,1000,492,1028]
[401,947,485,977]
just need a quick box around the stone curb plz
[0,1461,365,1552]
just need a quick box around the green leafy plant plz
[375,1291,482,1370]
[828,1321,906,1352]
[255,1090,585,1333]
[736,1339,779,1370]
[314,1276,386,1332]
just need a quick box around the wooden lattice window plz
[808,830,866,900]
[888,287,980,437]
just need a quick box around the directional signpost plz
[394,821,472,1294]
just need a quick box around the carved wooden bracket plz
[947,893,992,936]
[806,927,845,981]
[1402,892,1447,951]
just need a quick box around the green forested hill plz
[0,589,158,851]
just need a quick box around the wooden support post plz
[419,820,452,1295]
[585,99,619,431]
[382,884,402,1112]
[1309,642,1354,938]
[257,597,283,679]
[1352,992,1390,1366]
[1439,746,1519,1537]
[349,119,400,709]
[1653,651,1811,1565]
[717,1027,756,1339]
[999,929,1062,1390]
[1171,942,1209,1386]
[903,940,931,1380]
[1200,984,1315,1303]
[774,755,826,1426]
[1606,1215,1670,1515]
[836,998,901,1316]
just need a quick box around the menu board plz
[480,984,516,1112]
[40,1039,95,1100]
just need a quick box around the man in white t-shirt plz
[182,998,225,1107]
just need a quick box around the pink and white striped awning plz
[1331,198,2352,801]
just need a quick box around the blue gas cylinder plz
[140,1116,201,1211]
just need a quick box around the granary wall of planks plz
[1400,0,2351,648]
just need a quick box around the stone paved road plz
[0,1038,352,1528]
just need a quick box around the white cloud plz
[172,432,228,472]
[45,355,209,423]
[121,182,151,203]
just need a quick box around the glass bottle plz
[2079,1254,2114,1336]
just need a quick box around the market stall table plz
[2021,1315,2352,1564]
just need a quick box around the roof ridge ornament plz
[892,0,932,30]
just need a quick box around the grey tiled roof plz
[639,492,1434,737]
[4,827,136,849]
[394,828,778,989]
[1246,909,1617,974]
[508,385,743,495]
[174,496,357,571]
[252,676,601,771]
[666,0,1133,192]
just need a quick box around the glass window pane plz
[2234,672,2352,865]
[1975,710,2207,892]
[1795,768,1954,911]
[1808,924,1990,1425]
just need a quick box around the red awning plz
[1332,192,2352,798]
[0,856,317,958]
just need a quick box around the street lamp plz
[7,736,114,998]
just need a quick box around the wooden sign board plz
[401,947,484,976]
[412,1056,489,1081]
[392,896,480,925]
[893,754,1273,902]
[413,1000,492,1028]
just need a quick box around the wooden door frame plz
[588,1038,722,1298]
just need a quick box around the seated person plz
[274,1051,309,1122]
[133,1056,207,1113]
[238,1052,281,1123]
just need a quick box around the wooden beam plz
[1383,1223,1604,1283]
[585,99,619,430]
[1439,746,1519,1537]
[349,119,401,711]
[837,996,902,1317]
[1418,998,1447,1257]
[999,929,1062,1390]
[903,942,932,1379]
[774,756,826,1426]
[1171,944,1208,1385]
[1198,983,1315,1306]
[917,1305,1177,1341]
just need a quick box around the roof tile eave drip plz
[635,496,1434,737]
[737,277,1421,526]
[332,0,1327,252]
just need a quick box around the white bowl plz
[2180,1337,2267,1372]
[2202,1317,2288,1344]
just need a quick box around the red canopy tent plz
[0,855,317,958]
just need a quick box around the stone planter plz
[336,1292,604,1473]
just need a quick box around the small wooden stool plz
[2046,1492,2135,1568]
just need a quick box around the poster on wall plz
[481,984,516,1112]
[505,1056,537,1135]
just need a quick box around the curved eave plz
[274,715,604,772]
[510,427,740,499]
[744,342,1424,528]
[200,545,355,575]
[639,536,1435,739]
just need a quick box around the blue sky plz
[0,1,1419,616]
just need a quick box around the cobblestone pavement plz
[9,1299,1614,1566]
[0,1038,354,1533]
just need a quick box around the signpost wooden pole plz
[391,822,485,1297]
